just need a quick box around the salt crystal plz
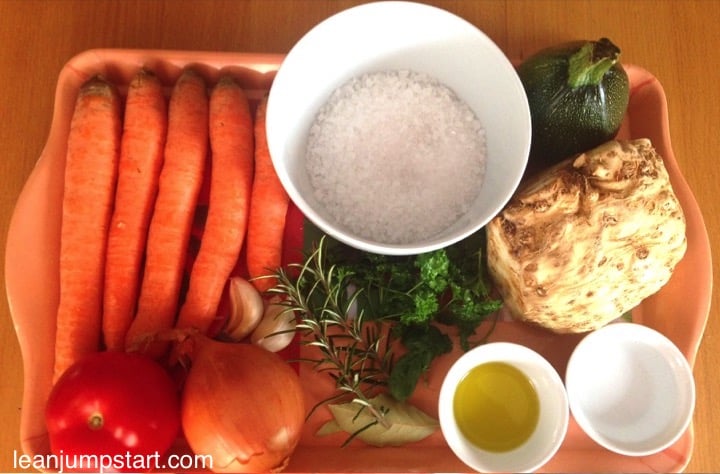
[305,70,486,245]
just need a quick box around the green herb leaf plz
[388,351,430,402]
[403,288,438,325]
[389,325,452,401]
[416,250,450,292]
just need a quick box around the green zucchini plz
[518,38,629,173]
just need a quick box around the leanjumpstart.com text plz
[13,449,213,473]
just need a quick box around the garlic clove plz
[224,277,264,341]
[251,300,297,353]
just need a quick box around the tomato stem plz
[88,412,104,430]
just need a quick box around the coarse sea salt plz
[305,70,486,245]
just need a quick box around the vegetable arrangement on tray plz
[48,67,303,472]
[43,37,689,473]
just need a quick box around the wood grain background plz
[1,1,717,471]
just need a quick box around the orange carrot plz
[125,69,208,356]
[246,96,290,293]
[175,76,254,334]
[103,69,167,351]
[54,76,122,381]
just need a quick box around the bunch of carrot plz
[53,68,290,381]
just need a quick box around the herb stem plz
[270,236,393,430]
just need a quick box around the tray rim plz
[4,48,713,473]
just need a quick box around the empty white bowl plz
[565,323,695,456]
[266,1,530,255]
[438,342,569,473]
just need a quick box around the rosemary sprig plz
[268,236,395,429]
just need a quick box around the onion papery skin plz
[180,336,305,472]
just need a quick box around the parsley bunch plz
[334,231,502,400]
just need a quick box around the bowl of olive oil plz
[438,342,569,473]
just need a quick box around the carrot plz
[54,76,122,381]
[125,69,208,356]
[175,76,254,334]
[102,69,167,351]
[245,96,290,293]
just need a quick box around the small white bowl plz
[565,323,695,456]
[266,1,530,255]
[438,342,569,473]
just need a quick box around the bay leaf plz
[321,393,439,447]
[316,419,342,436]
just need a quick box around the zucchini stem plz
[567,38,621,88]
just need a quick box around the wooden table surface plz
[1,1,717,472]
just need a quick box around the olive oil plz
[453,361,540,452]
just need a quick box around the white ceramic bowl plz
[438,342,569,473]
[565,322,695,456]
[266,1,530,255]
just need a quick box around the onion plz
[180,333,305,472]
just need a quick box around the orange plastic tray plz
[5,49,712,472]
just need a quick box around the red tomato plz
[45,351,181,472]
